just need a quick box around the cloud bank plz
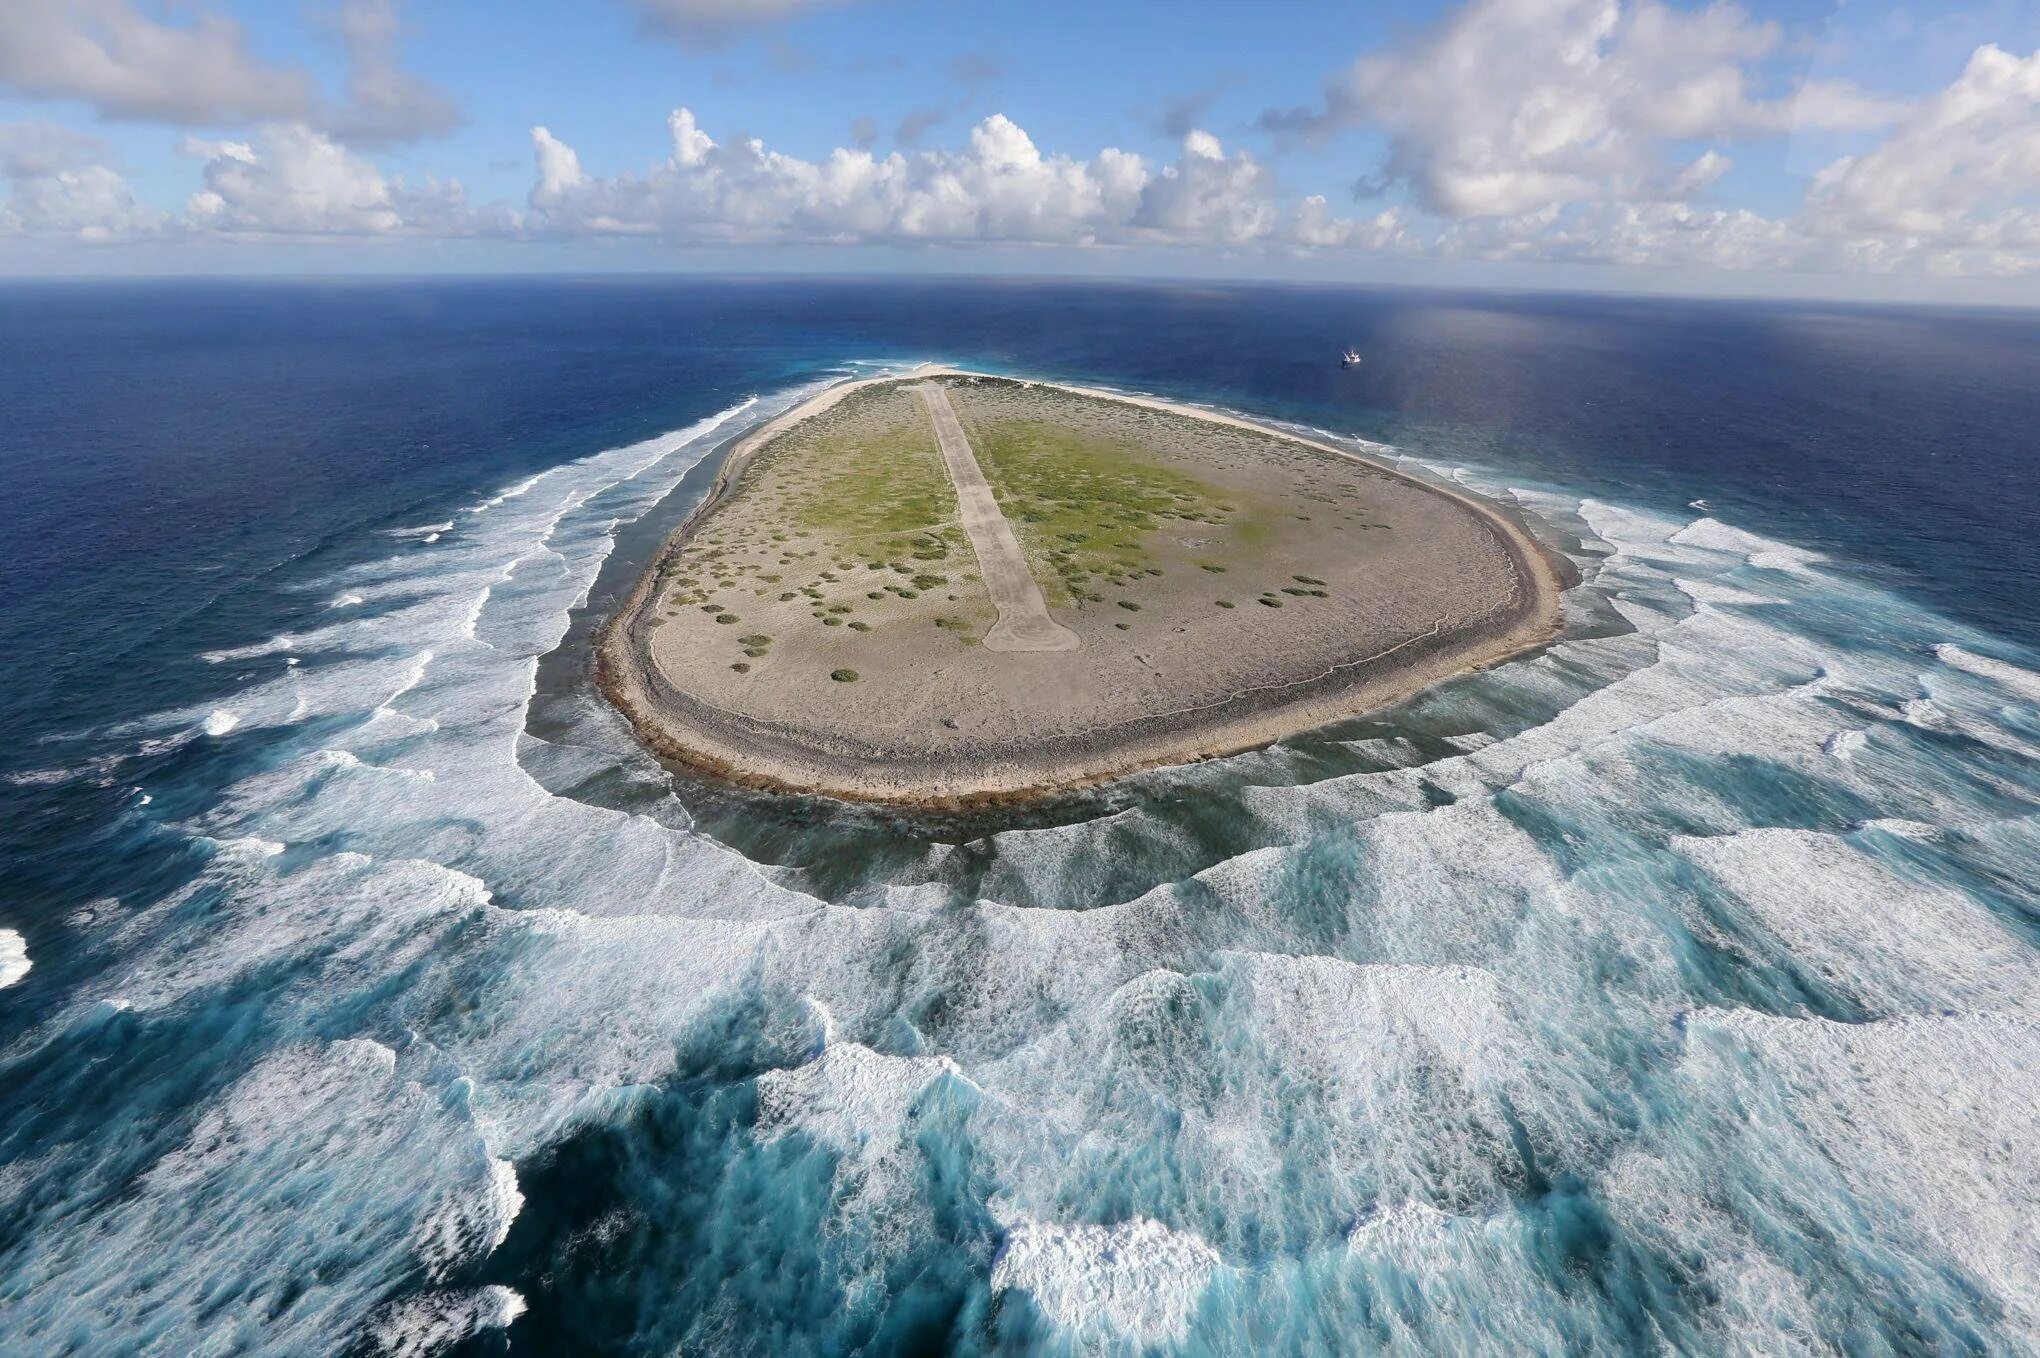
[0,0,459,145]
[1,0,2038,284]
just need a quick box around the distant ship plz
[1341,348,1362,368]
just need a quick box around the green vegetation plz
[831,668,859,683]
[968,415,1232,606]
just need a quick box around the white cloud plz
[0,122,106,180]
[1419,37,2040,282]
[1276,0,1896,218]
[0,121,161,240]
[527,110,1351,251]
[1800,45,2040,266]
[322,0,464,147]
[0,0,458,147]
[0,0,315,126]
[8,31,2037,285]
[182,124,503,237]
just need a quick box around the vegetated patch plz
[831,668,859,683]
[966,399,1234,608]
[715,613,739,624]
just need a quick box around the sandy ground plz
[598,369,1571,805]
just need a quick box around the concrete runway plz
[916,382,1081,653]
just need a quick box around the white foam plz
[201,709,241,736]
[755,1041,965,1157]
[4,1039,522,1352]
[1937,643,2040,704]
[202,633,299,664]
[2,766,82,787]
[413,1154,524,1279]
[1670,517,1826,572]
[1674,576,1779,607]
[1676,828,2040,1016]
[991,1215,1221,1344]
[368,1287,526,1357]
[0,928,28,988]
[1693,1011,2040,1335]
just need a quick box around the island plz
[596,368,1569,805]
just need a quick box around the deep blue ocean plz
[2,277,2038,1355]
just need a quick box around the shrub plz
[1215,600,1235,609]
[715,613,739,624]
[1258,597,1283,608]
[731,662,750,673]
[1118,601,1141,612]
[831,669,859,682]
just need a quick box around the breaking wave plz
[4,369,2039,1353]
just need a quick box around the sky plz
[1,0,2037,300]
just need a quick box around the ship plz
[1341,348,1362,368]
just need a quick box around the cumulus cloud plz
[1268,0,1897,218]
[182,123,505,237]
[524,108,1355,251]
[1800,44,2040,270]
[8,36,2038,282]
[0,121,161,240]
[0,0,316,126]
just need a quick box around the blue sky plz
[1,0,2037,298]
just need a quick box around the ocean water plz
[1,277,2038,1356]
